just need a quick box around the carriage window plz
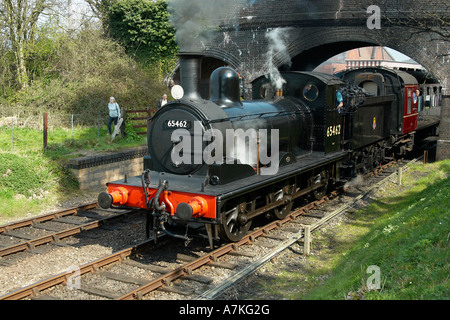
[407,88,412,114]
[302,84,319,101]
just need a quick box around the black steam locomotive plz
[98,54,439,246]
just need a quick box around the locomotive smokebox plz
[178,53,203,101]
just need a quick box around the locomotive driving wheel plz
[218,198,252,242]
[311,170,329,200]
[270,181,296,219]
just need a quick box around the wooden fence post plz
[43,113,48,152]
[121,107,126,137]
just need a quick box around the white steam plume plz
[265,27,292,90]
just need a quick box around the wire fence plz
[0,110,108,129]
[0,111,115,153]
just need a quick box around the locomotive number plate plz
[326,124,341,137]
[164,120,191,129]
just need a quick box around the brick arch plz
[285,26,448,81]
[204,26,447,83]
[196,0,448,93]
[285,27,377,71]
[204,49,242,70]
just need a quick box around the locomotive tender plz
[98,53,438,246]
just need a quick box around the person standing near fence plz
[156,94,168,110]
[107,97,121,135]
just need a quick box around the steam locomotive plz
[98,53,439,246]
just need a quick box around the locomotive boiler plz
[147,54,313,177]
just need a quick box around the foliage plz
[124,120,141,142]
[85,0,118,30]
[1,25,168,120]
[24,21,62,82]
[0,0,174,221]
[0,48,16,97]
[0,125,146,220]
[108,0,178,69]
[0,1,176,118]
[0,0,52,88]
[0,153,48,198]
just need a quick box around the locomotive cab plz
[252,71,346,154]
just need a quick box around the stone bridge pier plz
[437,97,450,161]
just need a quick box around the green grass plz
[249,160,450,300]
[1,125,145,160]
[307,160,450,299]
[0,125,146,222]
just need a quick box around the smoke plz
[344,174,364,189]
[167,0,237,51]
[167,0,294,89]
[265,27,292,89]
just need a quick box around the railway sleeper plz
[79,284,120,299]
[158,284,194,296]
[177,253,237,270]
[100,271,149,286]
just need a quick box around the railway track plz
[0,158,420,300]
[0,202,139,258]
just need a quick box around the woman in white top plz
[107,97,121,134]
[156,94,168,110]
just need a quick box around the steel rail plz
[198,158,421,299]
[0,202,136,257]
[0,196,325,300]
[0,202,98,234]
[311,158,419,231]
[116,199,326,300]
[0,237,159,300]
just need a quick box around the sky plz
[385,48,416,62]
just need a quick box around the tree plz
[0,0,51,88]
[84,0,117,32]
[384,1,449,44]
[108,0,177,65]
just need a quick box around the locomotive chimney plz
[178,53,203,101]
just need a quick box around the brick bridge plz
[171,0,448,95]
[169,0,449,159]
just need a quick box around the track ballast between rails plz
[0,202,138,258]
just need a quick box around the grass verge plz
[0,125,146,223]
[243,160,449,300]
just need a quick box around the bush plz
[0,153,49,198]
[0,25,168,124]
[109,0,178,67]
